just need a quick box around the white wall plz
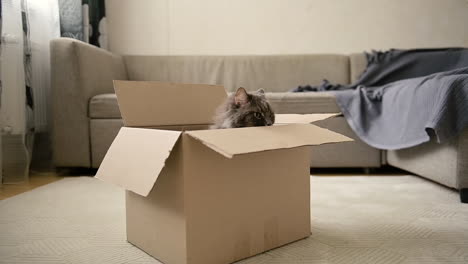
[106,0,468,55]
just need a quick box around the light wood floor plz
[0,171,63,200]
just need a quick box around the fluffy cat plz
[211,87,275,129]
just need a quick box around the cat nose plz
[266,122,272,126]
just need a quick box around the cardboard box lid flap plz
[95,127,181,197]
[186,124,352,158]
[114,81,227,127]
[275,113,341,124]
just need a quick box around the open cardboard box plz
[96,81,352,264]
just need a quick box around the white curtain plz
[1,0,29,183]
[0,0,60,183]
[0,0,60,134]
[1,0,26,135]
[26,0,60,132]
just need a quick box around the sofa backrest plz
[350,53,367,83]
[123,55,350,93]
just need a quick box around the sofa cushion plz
[89,94,121,118]
[124,55,350,93]
[350,53,367,83]
[311,116,381,167]
[89,91,341,119]
[89,92,340,119]
[90,119,124,167]
[267,92,340,114]
[222,55,350,92]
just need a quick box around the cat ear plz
[256,89,266,98]
[234,87,249,106]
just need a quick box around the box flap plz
[275,113,341,124]
[95,127,181,197]
[186,124,352,158]
[114,81,227,127]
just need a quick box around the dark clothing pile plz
[293,48,468,150]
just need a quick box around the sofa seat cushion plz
[89,91,341,119]
[267,92,340,114]
[89,94,121,118]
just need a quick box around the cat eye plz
[254,112,263,119]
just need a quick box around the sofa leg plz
[460,189,468,203]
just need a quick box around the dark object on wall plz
[22,0,33,109]
[82,0,106,48]
[58,0,83,40]
[58,0,106,48]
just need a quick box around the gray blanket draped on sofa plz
[293,48,468,150]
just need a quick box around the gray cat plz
[211,87,275,129]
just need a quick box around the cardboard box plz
[96,81,351,264]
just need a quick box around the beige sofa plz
[51,38,468,202]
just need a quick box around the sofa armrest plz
[50,38,128,167]
[457,128,468,190]
[266,92,340,114]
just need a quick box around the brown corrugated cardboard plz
[186,123,349,158]
[96,81,352,264]
[114,80,227,127]
[96,127,181,196]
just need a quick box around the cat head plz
[229,87,275,128]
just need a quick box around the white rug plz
[0,175,467,264]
